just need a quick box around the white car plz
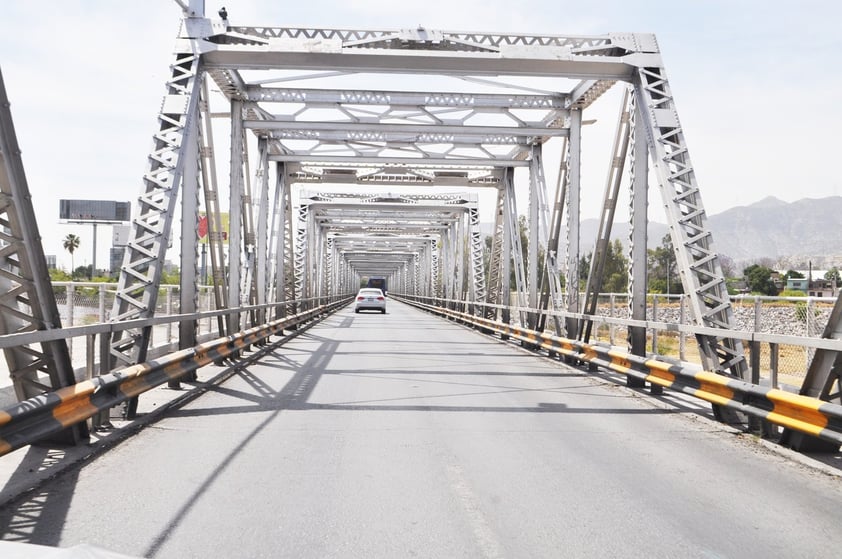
[354,288,386,314]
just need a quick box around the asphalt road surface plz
[1,300,841,558]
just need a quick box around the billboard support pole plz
[91,223,97,279]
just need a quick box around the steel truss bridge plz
[0,2,840,453]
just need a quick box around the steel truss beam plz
[242,86,567,109]
[108,43,203,373]
[203,26,645,80]
[76,9,750,427]
[580,88,632,341]
[198,80,229,335]
[0,69,87,443]
[631,65,747,380]
[297,191,480,300]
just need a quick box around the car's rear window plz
[359,289,383,296]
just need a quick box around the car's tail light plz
[357,296,365,301]
[376,296,384,301]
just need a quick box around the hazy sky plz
[2,1,840,271]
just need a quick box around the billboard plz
[60,199,130,222]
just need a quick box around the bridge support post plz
[627,92,648,389]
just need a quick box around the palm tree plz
[63,233,81,276]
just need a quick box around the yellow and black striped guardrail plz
[399,297,842,449]
[0,299,348,458]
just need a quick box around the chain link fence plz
[37,283,842,392]
[53,282,223,369]
[586,293,836,389]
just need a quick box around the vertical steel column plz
[628,91,649,388]
[503,168,525,324]
[109,43,202,372]
[527,150,541,330]
[178,104,200,352]
[414,253,420,295]
[226,99,244,335]
[316,230,328,299]
[540,139,568,335]
[240,130,257,328]
[442,222,455,304]
[454,215,465,308]
[485,186,506,320]
[254,138,270,324]
[0,68,85,442]
[294,201,309,304]
[564,110,582,337]
[468,202,486,312]
[430,238,440,298]
[198,80,228,336]
[327,237,337,296]
[632,61,747,381]
[267,165,282,308]
[277,167,295,310]
[531,144,563,334]
[308,205,320,305]
[580,88,632,342]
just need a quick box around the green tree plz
[603,239,629,293]
[62,233,80,276]
[784,269,805,281]
[744,263,778,295]
[824,267,841,286]
[49,268,72,282]
[718,254,736,280]
[647,234,682,294]
[581,239,629,293]
[75,264,92,280]
[160,267,180,285]
[513,214,545,287]
[579,253,591,282]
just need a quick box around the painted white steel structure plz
[16,1,842,422]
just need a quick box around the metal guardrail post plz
[0,298,352,457]
[805,298,815,369]
[165,286,173,344]
[67,284,75,360]
[99,284,107,322]
[679,294,686,361]
[651,294,658,354]
[748,339,762,433]
[396,297,842,451]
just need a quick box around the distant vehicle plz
[366,277,387,294]
[355,288,386,314]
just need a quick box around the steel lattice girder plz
[199,25,634,175]
[102,9,745,391]
[0,69,86,443]
[109,46,203,371]
[630,65,747,379]
[299,191,481,297]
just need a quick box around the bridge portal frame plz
[0,5,762,418]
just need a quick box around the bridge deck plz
[1,301,841,557]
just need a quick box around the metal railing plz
[0,282,350,408]
[0,295,351,457]
[393,294,842,449]
[399,292,839,392]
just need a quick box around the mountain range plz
[579,196,842,270]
